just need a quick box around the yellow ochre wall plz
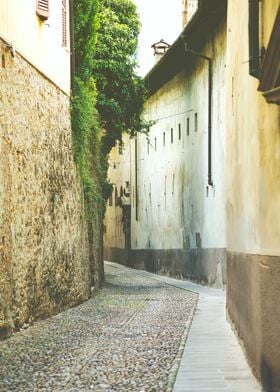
[226,0,279,256]
[103,134,132,252]
[226,1,280,390]
[0,0,70,94]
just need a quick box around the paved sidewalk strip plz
[109,262,261,392]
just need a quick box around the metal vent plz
[36,0,49,20]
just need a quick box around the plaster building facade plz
[0,0,94,338]
[182,0,198,27]
[104,1,228,286]
[225,0,280,389]
[104,0,280,389]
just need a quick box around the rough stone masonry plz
[0,39,92,337]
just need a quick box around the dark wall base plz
[104,247,226,287]
[227,252,280,392]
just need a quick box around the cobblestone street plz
[0,263,197,392]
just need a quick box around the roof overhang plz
[144,0,227,96]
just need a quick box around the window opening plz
[114,187,118,206]
[109,193,113,206]
[36,0,49,20]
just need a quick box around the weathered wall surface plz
[130,18,227,286]
[226,1,280,389]
[0,41,91,337]
[103,135,131,252]
[104,17,227,287]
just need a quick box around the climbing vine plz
[93,0,150,154]
[72,0,148,217]
[72,0,109,218]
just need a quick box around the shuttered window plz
[36,0,49,20]
[62,0,67,47]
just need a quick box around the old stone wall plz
[0,39,92,337]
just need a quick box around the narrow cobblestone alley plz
[0,263,197,391]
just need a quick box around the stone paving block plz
[113,263,261,392]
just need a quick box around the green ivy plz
[72,0,111,220]
[72,0,148,219]
[93,0,150,154]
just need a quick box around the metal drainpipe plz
[184,44,213,186]
[69,0,75,95]
[248,0,260,78]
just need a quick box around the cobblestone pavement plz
[0,263,197,391]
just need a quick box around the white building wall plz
[104,135,131,250]
[131,20,227,254]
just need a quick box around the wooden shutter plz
[62,0,67,47]
[36,0,49,20]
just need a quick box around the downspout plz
[183,44,213,186]
[248,0,260,78]
[69,0,75,94]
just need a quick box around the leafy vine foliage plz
[72,0,146,219]
[93,0,147,153]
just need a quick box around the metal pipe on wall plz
[183,45,213,186]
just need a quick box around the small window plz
[154,137,157,151]
[187,118,190,136]
[62,0,67,47]
[163,132,166,146]
[119,142,123,155]
[114,187,118,206]
[194,113,198,132]
[147,139,149,155]
[171,128,173,143]
[36,0,49,20]
[109,193,113,207]
[178,123,181,140]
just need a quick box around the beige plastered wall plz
[226,0,280,390]
[132,19,227,254]
[103,134,132,251]
[0,0,70,95]
[226,0,280,255]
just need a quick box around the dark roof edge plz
[144,0,203,81]
[144,0,227,95]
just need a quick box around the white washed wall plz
[131,20,227,253]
